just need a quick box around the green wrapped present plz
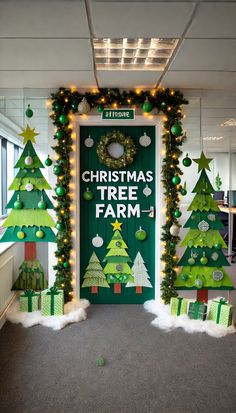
[41,287,64,316]
[20,289,40,312]
[208,298,233,327]
[188,301,207,321]
[170,297,188,316]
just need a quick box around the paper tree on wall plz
[174,152,234,302]
[82,251,110,293]
[103,220,134,294]
[0,123,56,290]
[126,251,152,294]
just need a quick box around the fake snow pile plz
[7,299,90,330]
[144,299,236,338]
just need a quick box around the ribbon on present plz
[216,298,228,324]
[193,301,204,320]
[177,297,183,316]
[46,286,60,315]
[22,289,35,312]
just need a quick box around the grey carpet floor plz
[0,305,236,413]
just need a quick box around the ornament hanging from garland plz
[59,114,68,125]
[180,181,187,196]
[174,209,182,218]
[25,104,33,118]
[97,131,137,169]
[83,188,93,201]
[92,234,104,248]
[84,135,94,148]
[97,104,104,113]
[182,153,192,167]
[135,227,147,241]
[170,224,180,236]
[171,123,182,136]
[143,184,152,197]
[53,165,62,176]
[172,175,181,185]
[56,222,64,231]
[139,132,151,147]
[55,130,64,140]
[56,186,66,197]
[45,155,53,166]
[78,97,90,114]
[142,98,153,113]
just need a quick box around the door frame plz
[70,114,164,302]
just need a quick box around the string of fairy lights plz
[48,87,188,303]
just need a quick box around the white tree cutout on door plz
[126,251,152,294]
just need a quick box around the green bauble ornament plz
[96,356,105,366]
[45,156,52,166]
[71,101,78,111]
[214,243,222,250]
[200,253,208,265]
[53,102,62,112]
[63,261,69,269]
[181,274,188,282]
[135,227,147,241]
[170,242,176,248]
[38,197,47,210]
[36,229,45,239]
[55,130,64,140]
[14,195,23,210]
[25,104,33,118]
[171,123,182,136]
[188,257,195,265]
[53,165,62,176]
[59,114,68,125]
[83,188,93,201]
[172,175,181,185]
[142,98,153,113]
[160,102,167,110]
[97,104,104,113]
[56,222,64,231]
[17,230,25,240]
[56,186,66,196]
[180,188,187,196]
[182,153,192,167]
[174,209,182,218]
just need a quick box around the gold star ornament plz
[193,152,213,172]
[19,124,40,144]
[111,219,123,231]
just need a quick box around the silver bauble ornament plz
[92,234,103,248]
[78,97,90,114]
[84,135,94,148]
[198,220,209,232]
[143,184,152,197]
[139,132,151,147]
[25,182,34,191]
[212,270,223,281]
[25,155,33,166]
[170,224,180,236]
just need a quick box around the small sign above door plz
[102,108,135,120]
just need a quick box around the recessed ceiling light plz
[221,119,236,126]
[203,136,223,141]
[93,38,178,71]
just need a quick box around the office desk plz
[219,205,236,258]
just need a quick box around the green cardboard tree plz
[0,123,56,290]
[126,251,152,294]
[82,251,110,293]
[103,220,134,293]
[174,152,234,301]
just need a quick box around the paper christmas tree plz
[174,152,234,301]
[103,221,133,293]
[82,251,110,293]
[126,251,152,293]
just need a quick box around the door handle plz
[141,206,155,218]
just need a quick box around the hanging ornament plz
[214,243,222,250]
[170,224,180,236]
[25,104,33,118]
[78,97,90,114]
[45,155,53,166]
[63,261,70,269]
[14,195,23,210]
[180,188,187,196]
[53,165,62,176]
[59,114,68,125]
[31,168,35,173]
[182,153,192,167]
[24,154,33,166]
[188,239,194,247]
[36,228,45,239]
[198,220,209,232]
[142,98,153,113]
[84,135,94,148]
[208,214,216,222]
[83,188,93,201]
[139,132,151,147]
[116,264,123,272]
[195,278,203,288]
[188,256,195,265]
[171,123,182,136]
[53,102,62,112]
[56,222,64,231]
[170,241,176,248]
[38,196,47,210]
[174,209,182,218]
[160,102,167,110]
[97,104,104,113]
[135,227,147,241]
[181,274,188,282]
[56,186,66,197]
[116,241,121,247]
[55,130,64,140]
[143,184,152,197]
[25,183,34,192]
[17,230,25,240]
[71,100,78,111]
[212,270,223,281]
[211,252,219,262]
[172,175,181,185]
[200,252,208,265]
[92,234,104,248]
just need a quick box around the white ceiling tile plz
[170,39,236,71]
[97,70,161,88]
[90,2,195,37]
[0,39,93,70]
[187,3,236,38]
[162,71,236,90]
[0,1,89,38]
[0,71,97,89]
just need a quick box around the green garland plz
[50,87,188,303]
[97,131,137,169]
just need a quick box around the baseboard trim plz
[0,292,18,329]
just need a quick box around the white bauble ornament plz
[211,252,219,262]
[139,132,151,147]
[92,234,103,248]
[78,97,90,114]
[212,270,223,281]
[84,135,94,148]
[143,184,152,197]
[198,220,209,232]
[107,142,124,159]
[195,278,203,288]
[170,224,180,236]
[208,214,216,222]
[25,182,34,192]
[25,155,33,166]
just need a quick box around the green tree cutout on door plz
[103,220,134,294]
[174,152,234,297]
[82,251,109,294]
[126,251,152,294]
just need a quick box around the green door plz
[80,125,156,304]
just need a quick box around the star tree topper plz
[111,219,123,231]
[19,124,40,144]
[193,151,213,172]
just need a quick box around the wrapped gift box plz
[208,298,233,327]
[41,287,64,316]
[20,290,40,312]
[170,297,188,316]
[188,301,207,321]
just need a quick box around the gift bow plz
[46,286,60,296]
[216,298,228,324]
[23,289,35,297]
[46,286,60,315]
[23,289,37,312]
